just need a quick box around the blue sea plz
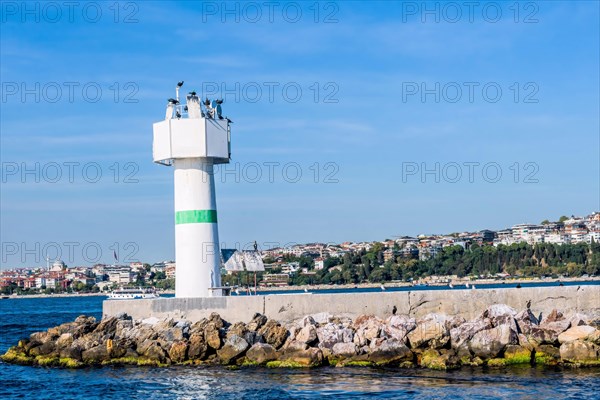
[1,285,599,399]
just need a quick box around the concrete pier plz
[103,285,600,323]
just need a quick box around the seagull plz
[392,305,397,315]
[304,288,308,293]
[471,285,476,290]
[449,283,454,289]
[168,98,179,104]
[380,284,386,291]
[188,91,197,96]
[177,81,184,87]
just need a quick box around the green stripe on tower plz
[175,210,218,224]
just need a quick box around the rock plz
[302,316,316,327]
[247,313,267,332]
[130,325,157,345]
[284,340,308,352]
[136,338,155,356]
[295,325,318,345]
[108,338,131,358]
[367,338,412,365]
[469,324,517,359]
[515,309,539,334]
[218,334,249,364]
[450,318,493,350]
[115,319,134,338]
[407,314,448,349]
[29,341,56,356]
[208,313,225,329]
[558,325,597,344]
[55,333,74,349]
[205,323,222,350]
[245,343,278,364]
[560,340,600,363]
[94,317,120,338]
[544,309,563,323]
[567,313,589,327]
[243,331,264,346]
[353,315,383,347]
[317,323,353,349]
[59,345,82,361]
[540,320,571,336]
[383,315,416,343]
[332,342,358,357]
[528,326,560,346]
[168,340,188,363]
[81,344,110,363]
[188,332,208,360]
[280,347,323,367]
[534,344,561,365]
[29,331,53,345]
[258,320,288,349]
[144,341,167,363]
[420,349,458,370]
[227,322,248,339]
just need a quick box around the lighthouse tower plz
[152,82,231,298]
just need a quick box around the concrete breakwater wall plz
[103,285,600,323]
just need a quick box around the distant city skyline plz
[2,2,599,268]
[1,210,597,269]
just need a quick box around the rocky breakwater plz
[2,304,600,369]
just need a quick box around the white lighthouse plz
[152,82,231,298]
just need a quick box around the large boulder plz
[450,318,493,350]
[558,325,598,344]
[419,348,459,370]
[81,344,110,363]
[383,315,416,343]
[204,323,222,350]
[353,315,383,347]
[332,342,358,358]
[407,314,449,349]
[245,343,278,364]
[515,309,539,335]
[144,341,167,363]
[367,338,413,365]
[247,313,268,332]
[279,347,323,367]
[227,322,248,339]
[469,324,518,359]
[218,334,249,364]
[295,324,318,345]
[258,320,288,349]
[188,332,208,360]
[317,323,353,349]
[29,341,56,357]
[168,340,188,363]
[560,340,600,364]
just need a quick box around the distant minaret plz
[153,82,231,298]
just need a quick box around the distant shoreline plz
[2,276,598,299]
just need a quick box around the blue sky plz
[1,1,599,267]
